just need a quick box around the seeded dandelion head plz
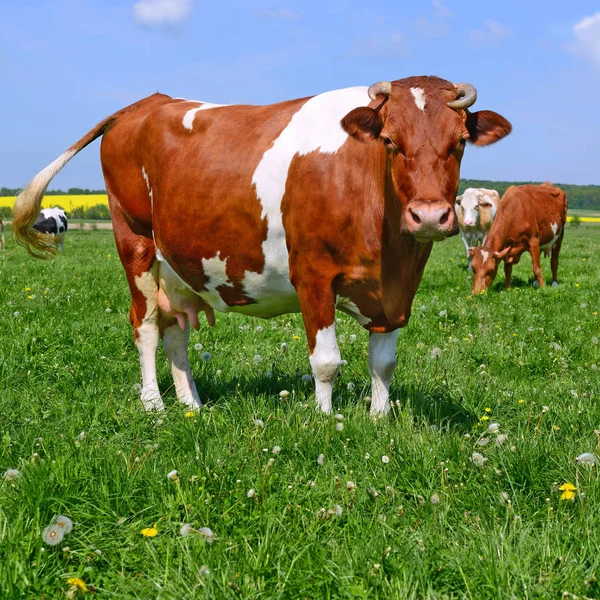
[42,524,64,546]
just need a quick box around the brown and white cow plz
[470,183,567,293]
[13,76,511,415]
[455,187,500,269]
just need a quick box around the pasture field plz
[0,228,599,599]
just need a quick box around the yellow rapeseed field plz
[0,194,108,211]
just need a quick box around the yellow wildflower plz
[559,482,576,501]
[484,408,492,413]
[67,578,87,592]
[480,415,490,421]
[25,287,31,291]
[553,425,560,431]
[518,399,525,404]
[575,283,580,287]
[292,335,301,340]
[141,524,158,537]
[184,411,196,418]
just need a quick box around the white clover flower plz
[180,523,194,537]
[488,423,500,433]
[471,452,486,467]
[198,527,215,543]
[54,515,73,534]
[576,452,596,466]
[279,390,290,398]
[349,334,357,343]
[431,347,442,359]
[194,343,203,351]
[254,419,264,428]
[247,489,256,498]
[346,481,356,491]
[347,382,355,391]
[381,455,390,464]
[272,446,281,455]
[42,524,64,546]
[430,494,440,505]
[3,469,20,482]
[317,453,325,465]
[253,354,263,364]
[336,422,344,432]
[167,470,179,481]
[301,374,312,382]
[201,352,212,362]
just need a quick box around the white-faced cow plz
[33,208,68,251]
[455,187,500,268]
[470,183,567,293]
[13,76,511,415]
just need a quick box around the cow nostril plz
[409,208,421,224]
[439,208,450,226]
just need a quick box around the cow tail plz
[12,115,117,258]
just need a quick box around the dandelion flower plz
[316,507,326,519]
[194,343,203,351]
[253,418,264,428]
[496,434,508,446]
[279,390,290,398]
[255,325,263,333]
[280,342,288,349]
[272,445,281,455]
[364,452,370,460]
[42,524,65,546]
[184,411,196,418]
[439,310,447,317]
[253,354,263,364]
[55,515,73,534]
[317,453,325,465]
[471,452,486,467]
[479,415,490,422]
[381,455,390,464]
[247,489,256,498]
[349,334,357,343]
[3,469,20,482]
[141,524,158,537]
[488,423,500,433]
[201,352,212,362]
[346,481,356,491]
[180,523,194,537]
[199,565,210,577]
[336,422,344,432]
[301,374,312,382]
[592,337,599,345]
[198,527,215,543]
[167,470,179,481]
[576,453,596,466]
[347,382,355,391]
[66,578,87,592]
[430,494,440,505]
[334,413,344,421]
[431,347,441,359]
[559,482,576,501]
[499,491,510,506]
[292,335,301,340]
[541,406,549,414]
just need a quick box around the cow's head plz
[469,246,509,293]
[341,77,511,242]
[455,188,494,228]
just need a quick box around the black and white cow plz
[33,208,68,251]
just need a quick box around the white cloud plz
[566,13,600,65]
[133,0,193,28]
[257,9,301,20]
[469,19,509,45]
[432,0,453,19]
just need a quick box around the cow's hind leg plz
[550,230,564,286]
[529,239,545,288]
[369,330,399,416]
[111,203,164,411]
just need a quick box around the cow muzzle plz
[402,201,459,242]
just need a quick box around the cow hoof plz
[551,281,559,288]
[532,280,539,288]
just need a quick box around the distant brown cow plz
[470,183,567,293]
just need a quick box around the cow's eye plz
[382,136,395,148]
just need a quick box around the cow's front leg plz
[297,285,340,414]
[369,330,399,416]
[503,261,513,289]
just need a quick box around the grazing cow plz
[455,187,500,268]
[470,183,567,293]
[0,217,4,251]
[33,208,68,251]
[13,76,511,415]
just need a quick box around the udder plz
[158,261,215,330]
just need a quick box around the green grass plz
[1,228,599,599]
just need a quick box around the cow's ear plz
[468,247,475,257]
[494,247,510,259]
[455,195,463,206]
[341,107,385,142]
[466,110,512,146]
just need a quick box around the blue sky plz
[1,0,600,189]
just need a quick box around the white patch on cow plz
[369,330,399,416]
[141,166,154,208]
[410,87,426,111]
[182,102,228,131]
[541,222,562,250]
[481,250,489,263]
[162,323,201,409]
[309,324,341,414]
[200,252,235,312]
[551,222,558,235]
[336,297,371,326]
[133,271,163,411]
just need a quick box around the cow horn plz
[368,81,392,100]
[447,83,477,109]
